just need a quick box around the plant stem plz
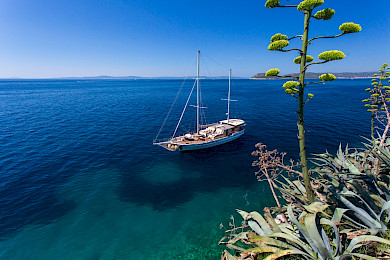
[298,9,314,203]
[264,169,282,208]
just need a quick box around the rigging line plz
[202,51,229,70]
[199,57,219,123]
[154,54,197,142]
[172,80,197,138]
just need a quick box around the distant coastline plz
[0,76,248,80]
[0,73,376,80]
[251,72,376,79]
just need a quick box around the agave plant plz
[221,203,390,260]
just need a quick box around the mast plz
[196,50,200,134]
[227,69,231,122]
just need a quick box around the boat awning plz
[219,119,245,126]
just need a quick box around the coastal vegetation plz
[263,0,361,202]
[251,72,377,79]
[218,1,390,259]
[220,65,390,259]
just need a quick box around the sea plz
[0,78,371,259]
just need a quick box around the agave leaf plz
[321,228,332,255]
[250,211,273,235]
[263,249,311,260]
[340,190,381,222]
[337,144,345,162]
[345,235,390,253]
[332,208,349,223]
[345,160,362,175]
[379,200,390,222]
[237,209,266,236]
[287,204,320,255]
[304,212,333,259]
[263,210,282,233]
[269,232,317,257]
[304,202,329,214]
[370,194,386,208]
[349,180,381,214]
[227,232,249,244]
[320,218,340,257]
[342,214,372,230]
[248,220,265,236]
[244,246,281,254]
[293,180,307,194]
[347,253,381,260]
[226,243,245,252]
[338,195,381,231]
[222,250,238,260]
[249,235,294,250]
[282,176,304,195]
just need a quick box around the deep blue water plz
[0,79,371,259]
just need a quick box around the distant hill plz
[251,72,376,79]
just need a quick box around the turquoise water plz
[0,79,371,259]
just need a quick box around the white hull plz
[154,51,245,153]
[178,130,244,151]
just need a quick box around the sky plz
[0,0,389,78]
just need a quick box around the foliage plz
[282,81,300,94]
[264,0,361,204]
[271,33,288,43]
[313,8,335,20]
[364,64,390,143]
[339,22,362,34]
[265,0,281,8]
[294,55,313,64]
[268,40,290,51]
[265,68,280,77]
[297,0,324,12]
[319,73,336,81]
[221,140,390,259]
[318,50,345,61]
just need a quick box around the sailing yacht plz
[153,51,245,152]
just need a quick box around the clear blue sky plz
[0,0,389,78]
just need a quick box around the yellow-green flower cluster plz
[339,22,362,34]
[314,8,335,20]
[265,0,281,8]
[297,0,324,11]
[283,81,300,94]
[318,50,345,61]
[293,55,313,64]
[268,40,289,51]
[265,68,280,77]
[319,73,336,81]
[308,93,314,99]
[270,33,288,43]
